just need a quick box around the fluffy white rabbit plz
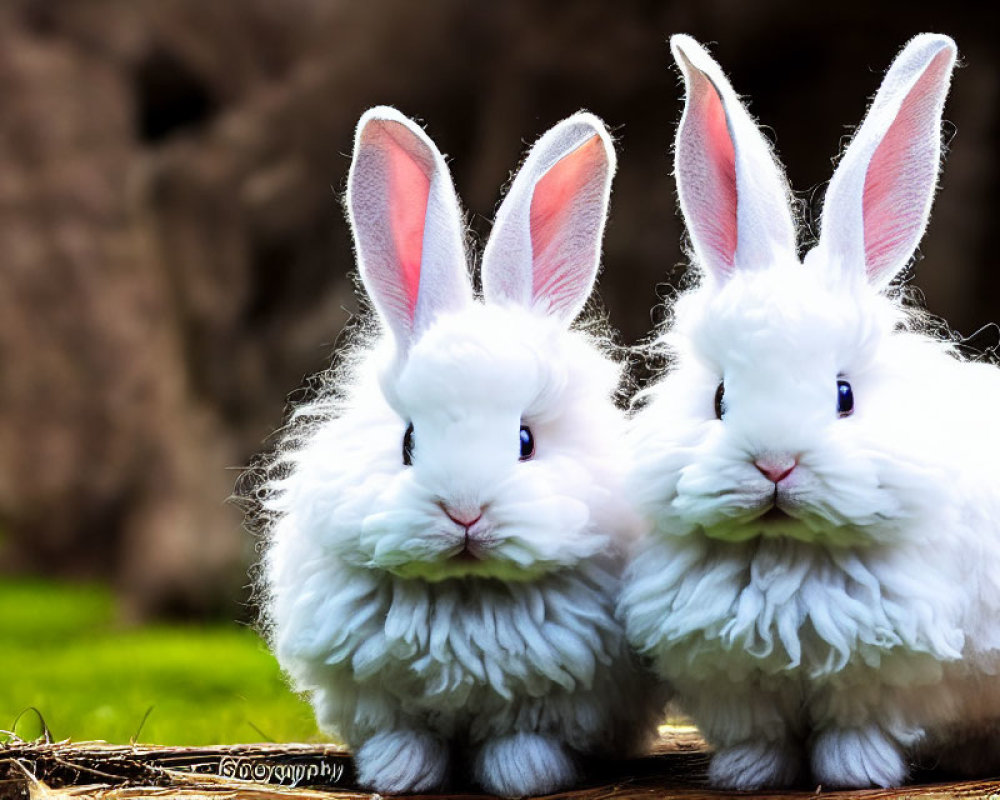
[621,33,1000,790]
[257,107,661,797]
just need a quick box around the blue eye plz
[714,382,725,420]
[402,423,414,465]
[837,380,854,417]
[519,425,534,461]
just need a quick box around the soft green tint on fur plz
[0,580,322,745]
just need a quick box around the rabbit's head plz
[335,107,629,581]
[631,35,959,547]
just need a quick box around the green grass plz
[0,579,324,746]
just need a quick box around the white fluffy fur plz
[622,34,1000,790]
[259,108,662,797]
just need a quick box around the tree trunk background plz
[0,0,996,617]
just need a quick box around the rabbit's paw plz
[708,739,803,789]
[355,729,448,793]
[811,726,906,788]
[475,732,577,798]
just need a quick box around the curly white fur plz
[257,108,662,797]
[623,34,1000,789]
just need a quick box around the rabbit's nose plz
[443,505,484,529]
[754,456,797,484]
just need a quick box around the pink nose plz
[444,507,483,529]
[755,457,797,484]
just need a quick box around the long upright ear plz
[816,34,957,289]
[347,106,471,351]
[480,112,615,324]
[671,35,797,282]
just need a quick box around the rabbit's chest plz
[630,536,964,683]
[348,573,623,707]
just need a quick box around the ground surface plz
[0,580,319,745]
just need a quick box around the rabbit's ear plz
[816,34,957,289]
[671,35,797,284]
[348,106,471,351]
[481,112,615,324]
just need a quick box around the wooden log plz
[3,728,1000,799]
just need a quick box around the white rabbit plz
[256,107,661,797]
[621,33,1000,790]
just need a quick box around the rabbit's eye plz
[402,423,415,466]
[714,382,725,420]
[836,380,854,418]
[519,425,535,461]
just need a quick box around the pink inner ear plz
[863,49,951,284]
[529,135,602,302]
[386,137,431,317]
[697,78,738,271]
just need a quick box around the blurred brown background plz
[0,0,995,618]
